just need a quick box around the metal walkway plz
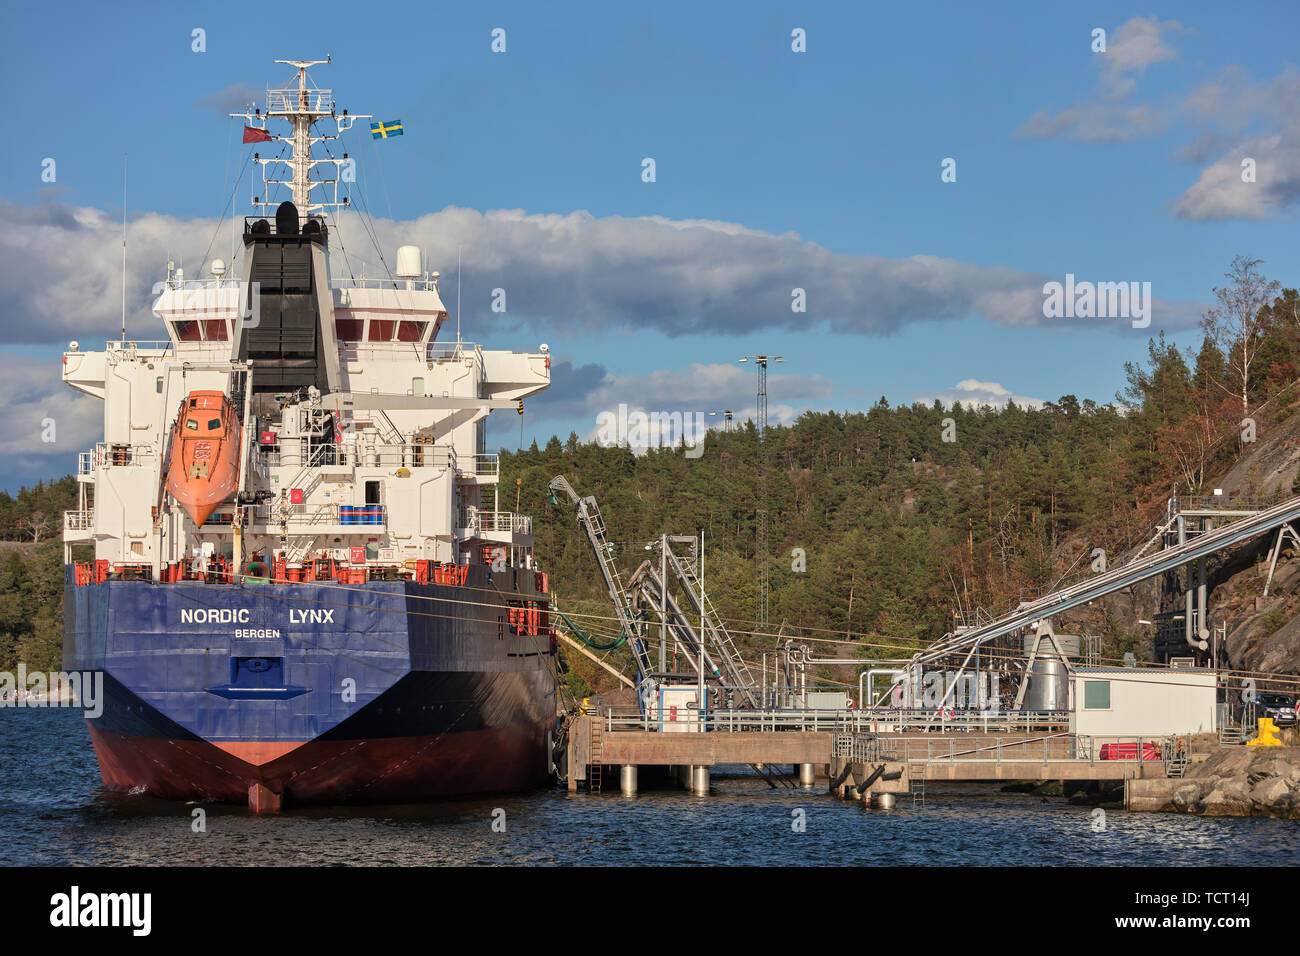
[915,492,1300,668]
[548,475,655,684]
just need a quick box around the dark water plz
[3,707,1298,866]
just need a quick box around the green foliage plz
[1260,606,1288,634]
[0,476,78,542]
[0,540,65,672]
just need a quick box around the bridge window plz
[367,319,394,341]
[396,321,426,342]
[203,320,229,341]
[336,317,362,340]
[173,319,201,342]
[186,419,198,430]
[207,418,221,431]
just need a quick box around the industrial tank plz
[1023,630,1080,711]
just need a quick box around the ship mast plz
[280,58,326,209]
[230,57,369,215]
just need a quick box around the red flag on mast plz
[242,126,273,144]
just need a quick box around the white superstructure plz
[63,59,549,580]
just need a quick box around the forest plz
[1,257,1297,687]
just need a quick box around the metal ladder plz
[908,760,927,807]
[373,409,404,446]
[753,763,797,790]
[587,715,603,793]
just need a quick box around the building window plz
[1084,680,1111,709]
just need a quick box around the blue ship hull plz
[63,567,558,809]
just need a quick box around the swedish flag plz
[370,120,404,140]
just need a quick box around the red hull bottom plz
[88,723,551,809]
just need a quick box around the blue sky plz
[2,1,1299,487]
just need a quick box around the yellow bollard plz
[1247,717,1283,747]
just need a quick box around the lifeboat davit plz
[166,390,242,527]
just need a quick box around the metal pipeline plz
[859,668,906,708]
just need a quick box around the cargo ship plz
[60,59,558,811]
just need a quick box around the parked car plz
[1256,692,1298,727]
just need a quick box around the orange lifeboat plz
[166,390,242,527]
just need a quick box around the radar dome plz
[396,246,421,278]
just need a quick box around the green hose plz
[556,607,628,651]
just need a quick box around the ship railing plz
[458,453,499,478]
[459,509,532,535]
[105,340,174,356]
[64,510,94,531]
[276,444,355,469]
[337,343,432,366]
[329,277,440,292]
[156,278,245,293]
[265,87,333,114]
[338,342,484,366]
[359,443,456,470]
[81,442,157,472]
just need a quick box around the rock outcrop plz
[1166,746,1300,818]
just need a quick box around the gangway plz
[549,475,762,715]
[548,475,655,707]
[915,492,1300,676]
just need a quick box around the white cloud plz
[1017,21,1300,222]
[1101,16,1183,95]
[0,200,1207,347]
[0,352,101,484]
[1172,68,1300,221]
[916,379,1046,411]
[1017,17,1185,143]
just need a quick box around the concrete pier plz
[566,717,1181,801]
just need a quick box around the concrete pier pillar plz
[690,765,710,794]
[620,764,638,795]
[798,763,816,788]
